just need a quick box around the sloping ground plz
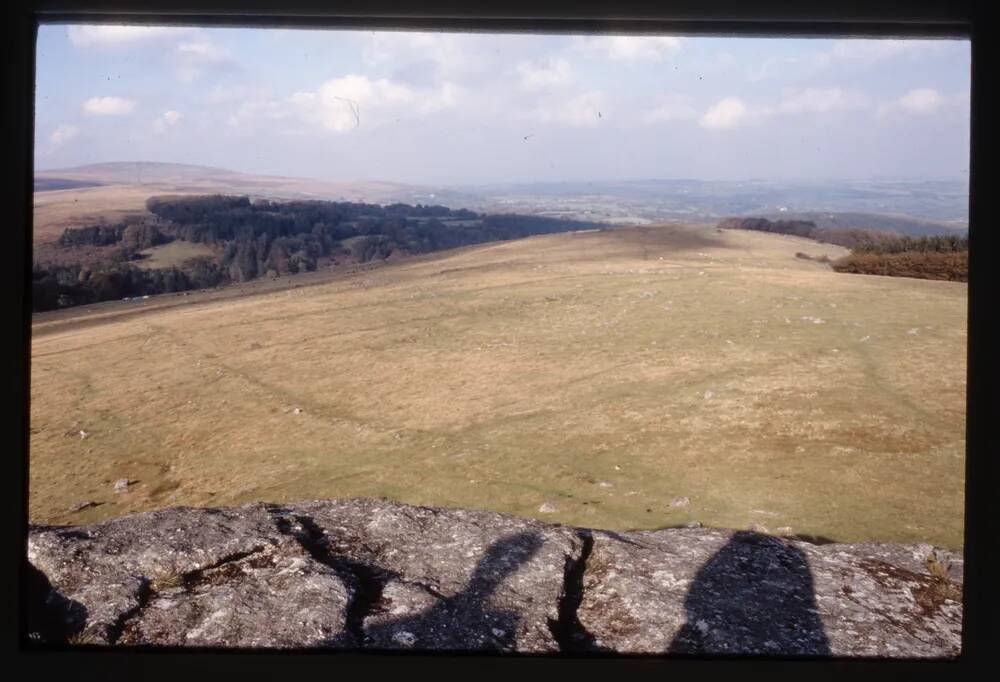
[33,163,481,245]
[29,224,967,548]
[134,241,215,270]
[26,499,963,656]
[33,184,186,245]
[34,162,462,204]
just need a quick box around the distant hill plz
[35,162,484,207]
[761,211,967,238]
[34,177,105,192]
[462,178,968,227]
[33,162,487,246]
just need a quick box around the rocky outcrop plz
[26,499,963,657]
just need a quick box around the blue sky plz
[34,24,971,185]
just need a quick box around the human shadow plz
[327,530,544,652]
[24,561,89,645]
[667,531,830,656]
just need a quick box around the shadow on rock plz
[329,531,543,652]
[24,561,89,645]
[667,531,830,656]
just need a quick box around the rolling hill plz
[33,162,485,245]
[30,223,967,549]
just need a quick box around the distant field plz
[135,241,215,269]
[762,211,968,237]
[33,184,183,243]
[34,178,104,192]
[29,224,967,548]
[32,164,481,247]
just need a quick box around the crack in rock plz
[548,529,609,653]
[107,578,152,645]
[271,510,389,647]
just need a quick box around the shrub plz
[831,251,968,281]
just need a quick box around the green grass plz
[134,240,214,269]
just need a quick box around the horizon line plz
[33,160,970,188]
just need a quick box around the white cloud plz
[82,96,135,116]
[576,36,682,62]
[877,88,949,119]
[282,75,459,133]
[533,91,606,127]
[899,88,943,114]
[152,110,182,134]
[644,93,698,123]
[749,39,951,82]
[517,58,572,91]
[67,24,194,48]
[173,39,235,82]
[50,123,79,145]
[821,39,948,66]
[226,97,291,130]
[698,88,868,129]
[362,31,483,83]
[176,40,227,60]
[770,87,868,115]
[699,97,748,129]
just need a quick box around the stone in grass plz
[748,523,769,534]
[670,497,691,508]
[538,502,557,513]
[113,479,134,493]
[69,501,101,513]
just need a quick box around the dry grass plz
[150,571,187,591]
[65,629,104,646]
[32,184,188,243]
[135,241,215,270]
[29,224,967,548]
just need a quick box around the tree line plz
[716,216,968,282]
[33,195,601,311]
[831,234,968,281]
[716,216,903,249]
[848,234,968,255]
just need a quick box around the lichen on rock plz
[25,499,962,657]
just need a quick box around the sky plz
[34,24,971,186]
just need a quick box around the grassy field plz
[29,224,967,548]
[135,241,215,269]
[33,184,182,242]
